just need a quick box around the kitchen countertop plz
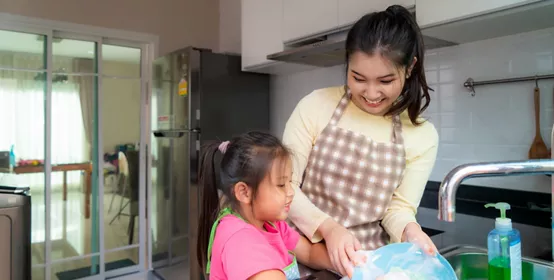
[416,207,551,261]
[300,271,342,280]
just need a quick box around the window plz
[0,77,86,192]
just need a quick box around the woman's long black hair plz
[345,4,432,125]
[196,131,290,273]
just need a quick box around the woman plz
[283,5,439,278]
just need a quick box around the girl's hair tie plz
[218,141,230,153]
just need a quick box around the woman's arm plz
[282,94,330,242]
[381,123,439,243]
[283,90,363,278]
[293,236,334,271]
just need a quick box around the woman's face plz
[347,51,411,116]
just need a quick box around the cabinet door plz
[282,0,338,42]
[338,0,415,27]
[241,0,284,69]
[416,0,541,27]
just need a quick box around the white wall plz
[219,0,241,54]
[0,0,221,56]
[270,27,554,193]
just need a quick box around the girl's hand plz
[320,219,365,278]
[402,222,438,256]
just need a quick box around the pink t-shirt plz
[208,215,300,280]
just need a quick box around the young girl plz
[196,131,338,280]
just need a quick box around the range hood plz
[267,12,457,67]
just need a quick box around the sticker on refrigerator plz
[158,115,172,129]
[178,78,188,96]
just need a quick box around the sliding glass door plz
[48,35,100,280]
[0,22,152,280]
[0,28,49,280]
[101,42,145,276]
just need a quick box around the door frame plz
[0,12,158,280]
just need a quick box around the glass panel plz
[51,255,100,279]
[52,38,96,74]
[171,133,189,260]
[32,265,45,280]
[150,134,170,264]
[105,247,139,272]
[0,69,45,270]
[102,45,141,77]
[151,76,170,265]
[103,77,141,252]
[152,56,171,81]
[50,74,98,261]
[151,52,191,266]
[0,29,45,69]
[171,237,188,259]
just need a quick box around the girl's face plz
[347,51,410,116]
[253,157,294,222]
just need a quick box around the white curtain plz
[0,77,87,192]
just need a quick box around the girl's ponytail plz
[386,4,432,124]
[196,141,222,273]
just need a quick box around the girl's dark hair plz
[345,4,432,126]
[196,131,290,272]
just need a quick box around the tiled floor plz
[29,180,191,280]
[154,263,189,280]
[109,271,162,280]
[31,187,140,280]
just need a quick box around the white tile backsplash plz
[270,27,554,193]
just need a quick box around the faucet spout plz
[438,159,554,222]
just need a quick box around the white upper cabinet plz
[282,0,339,42]
[241,0,284,70]
[338,0,415,27]
[416,0,542,27]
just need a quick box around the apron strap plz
[329,89,351,126]
[206,207,245,274]
[391,115,404,145]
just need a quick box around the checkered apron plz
[295,91,406,277]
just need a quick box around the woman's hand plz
[319,218,365,278]
[402,222,438,256]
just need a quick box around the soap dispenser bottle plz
[485,202,522,280]
[9,144,15,172]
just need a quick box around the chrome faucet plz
[438,159,554,261]
[438,159,554,222]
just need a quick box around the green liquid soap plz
[485,202,522,280]
[488,257,511,280]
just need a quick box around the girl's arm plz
[248,270,286,280]
[293,235,333,271]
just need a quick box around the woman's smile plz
[361,95,385,108]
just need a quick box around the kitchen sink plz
[440,245,554,279]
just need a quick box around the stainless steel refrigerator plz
[150,47,270,279]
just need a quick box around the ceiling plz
[0,30,141,63]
